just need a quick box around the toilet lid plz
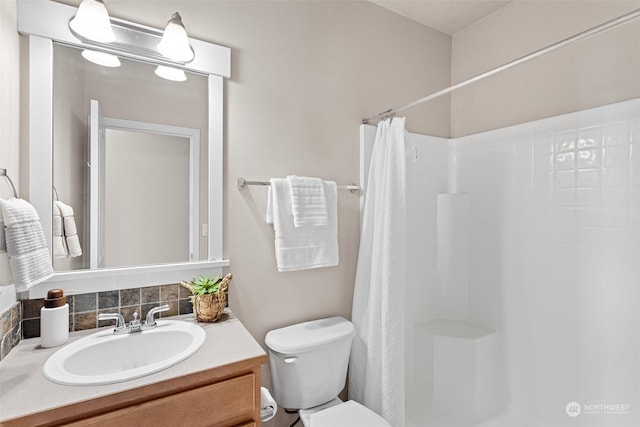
[309,401,391,427]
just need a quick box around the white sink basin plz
[43,320,205,386]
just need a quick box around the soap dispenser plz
[40,289,69,348]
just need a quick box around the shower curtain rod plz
[362,7,640,124]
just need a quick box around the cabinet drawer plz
[70,374,256,427]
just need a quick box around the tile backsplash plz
[0,303,21,360]
[21,284,194,339]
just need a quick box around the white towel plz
[0,198,54,291]
[52,202,67,257]
[266,185,274,225]
[0,203,12,285]
[54,201,82,257]
[287,175,328,227]
[0,206,5,253]
[267,178,338,272]
[0,252,12,286]
[260,387,277,422]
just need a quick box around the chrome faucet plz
[97,312,127,334]
[145,304,170,327]
[98,304,170,335]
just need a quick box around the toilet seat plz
[308,400,391,427]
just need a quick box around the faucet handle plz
[98,312,126,332]
[145,304,170,326]
[131,312,140,324]
[129,312,142,332]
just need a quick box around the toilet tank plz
[265,316,355,410]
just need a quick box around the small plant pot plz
[181,273,232,323]
[191,292,227,322]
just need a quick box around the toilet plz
[265,316,391,427]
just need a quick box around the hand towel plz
[0,205,5,253]
[0,202,12,285]
[52,202,68,257]
[55,201,82,257]
[266,186,274,225]
[267,178,338,272]
[287,175,328,227]
[0,198,54,291]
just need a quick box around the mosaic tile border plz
[0,303,21,360]
[21,284,195,339]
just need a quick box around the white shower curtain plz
[349,118,407,426]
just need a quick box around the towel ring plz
[0,168,18,198]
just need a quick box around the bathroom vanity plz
[0,311,266,426]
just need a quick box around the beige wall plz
[451,0,640,137]
[0,0,19,288]
[48,4,450,425]
[210,0,448,360]
[0,1,19,186]
[71,2,451,301]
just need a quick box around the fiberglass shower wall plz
[360,98,640,427]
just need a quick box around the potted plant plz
[180,273,232,322]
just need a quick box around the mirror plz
[52,44,207,272]
[19,0,230,299]
[102,127,195,267]
[92,102,202,268]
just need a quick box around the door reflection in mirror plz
[89,108,200,268]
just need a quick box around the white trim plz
[208,75,224,260]
[28,260,231,299]
[359,124,376,228]
[20,5,230,299]
[17,0,230,78]
[28,36,53,251]
[189,132,201,262]
[88,100,101,268]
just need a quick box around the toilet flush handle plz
[284,356,298,364]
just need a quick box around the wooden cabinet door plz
[69,374,256,427]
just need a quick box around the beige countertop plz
[0,310,267,424]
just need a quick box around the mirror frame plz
[17,0,230,299]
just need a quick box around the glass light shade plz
[157,12,194,62]
[154,65,187,82]
[81,50,121,67]
[69,0,116,43]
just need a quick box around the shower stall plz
[360,97,640,426]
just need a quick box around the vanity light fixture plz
[81,49,121,67]
[154,65,187,82]
[68,0,116,43]
[157,12,195,63]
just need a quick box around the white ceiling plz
[370,0,513,35]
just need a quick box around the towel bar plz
[0,169,18,198]
[237,177,360,193]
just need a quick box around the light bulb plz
[69,0,116,43]
[157,12,194,63]
[155,65,187,82]
[81,50,121,67]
